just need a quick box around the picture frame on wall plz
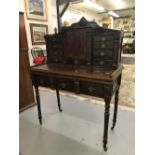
[25,0,47,21]
[30,23,48,45]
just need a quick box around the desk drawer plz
[80,82,104,97]
[33,75,52,87]
[57,78,74,91]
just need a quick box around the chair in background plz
[31,47,47,65]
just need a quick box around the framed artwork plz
[30,23,48,45]
[25,0,47,21]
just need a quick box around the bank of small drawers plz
[46,35,64,64]
[33,75,119,97]
[93,34,119,68]
[93,35,113,58]
[45,28,122,69]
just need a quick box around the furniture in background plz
[29,18,123,151]
[31,47,47,64]
[122,40,135,54]
[19,12,34,112]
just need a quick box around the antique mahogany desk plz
[29,18,123,151]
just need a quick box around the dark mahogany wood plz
[111,74,122,130]
[19,12,34,112]
[45,17,123,69]
[111,88,119,130]
[56,88,63,112]
[29,18,123,151]
[29,63,123,150]
[103,97,111,151]
[34,86,42,125]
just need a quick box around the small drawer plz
[47,45,63,54]
[64,59,87,65]
[80,82,104,97]
[94,41,113,49]
[34,75,52,87]
[93,49,113,58]
[94,35,113,42]
[57,78,74,91]
[49,36,63,43]
[49,44,63,49]
[51,50,63,56]
[93,59,112,67]
[48,56,63,63]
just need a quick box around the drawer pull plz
[88,86,95,92]
[74,60,78,65]
[101,44,105,48]
[99,61,104,65]
[40,79,44,85]
[60,83,66,88]
[100,52,105,56]
[101,37,106,41]
[52,45,57,48]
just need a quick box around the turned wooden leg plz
[56,88,63,112]
[111,88,119,130]
[103,97,111,151]
[34,86,42,125]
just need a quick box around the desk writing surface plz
[29,63,123,82]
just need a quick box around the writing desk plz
[29,63,123,151]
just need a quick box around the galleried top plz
[69,17,99,29]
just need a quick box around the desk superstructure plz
[29,18,123,151]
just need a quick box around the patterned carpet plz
[119,64,135,108]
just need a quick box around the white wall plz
[19,0,111,65]
[62,7,103,26]
[19,0,58,66]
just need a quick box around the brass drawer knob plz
[74,60,78,65]
[101,37,106,41]
[61,83,66,88]
[88,86,95,92]
[100,52,105,56]
[53,45,57,48]
[99,61,104,65]
[101,44,105,48]
[40,79,44,84]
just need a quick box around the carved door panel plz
[64,29,87,59]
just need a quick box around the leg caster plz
[104,145,107,151]
[39,117,42,125]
